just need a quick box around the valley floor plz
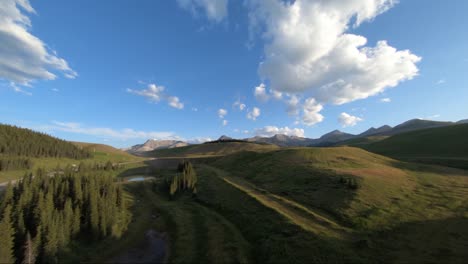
[2,146,468,263]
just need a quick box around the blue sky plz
[0,0,467,148]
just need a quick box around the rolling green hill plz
[138,146,468,263]
[334,135,388,147]
[198,147,468,262]
[364,124,468,169]
[72,141,140,162]
[149,141,279,158]
[0,124,90,159]
[0,125,142,183]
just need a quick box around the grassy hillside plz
[72,141,140,162]
[0,124,90,159]
[364,124,468,169]
[149,141,279,158]
[0,141,143,183]
[199,147,468,262]
[334,135,388,147]
[31,145,467,263]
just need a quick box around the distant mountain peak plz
[272,134,290,140]
[218,135,232,141]
[359,125,392,137]
[126,139,189,155]
[321,129,346,138]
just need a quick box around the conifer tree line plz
[0,124,90,159]
[0,167,130,263]
[168,161,198,196]
[0,157,33,171]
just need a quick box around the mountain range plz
[125,118,467,153]
[125,139,189,154]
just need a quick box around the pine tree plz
[0,205,16,263]
[63,199,73,241]
[22,232,36,264]
[42,214,58,263]
[71,207,81,236]
[0,182,14,214]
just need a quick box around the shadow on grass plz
[117,165,155,178]
[366,216,468,263]
[208,151,360,227]
[389,159,468,176]
[143,156,220,170]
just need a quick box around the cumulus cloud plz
[222,119,228,126]
[380,97,391,103]
[286,94,300,116]
[218,108,227,118]
[247,107,261,120]
[0,0,77,88]
[39,121,180,141]
[254,82,285,102]
[302,98,324,126]
[233,100,246,111]
[254,83,269,102]
[248,0,420,105]
[177,0,228,22]
[255,126,305,137]
[168,96,184,109]
[127,83,184,109]
[338,112,363,127]
[271,90,283,100]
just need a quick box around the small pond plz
[126,176,150,182]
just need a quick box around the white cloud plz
[425,114,441,119]
[10,82,32,96]
[218,108,227,118]
[0,0,77,88]
[286,94,300,116]
[254,83,269,102]
[247,107,261,120]
[302,98,324,126]
[187,137,212,144]
[127,83,184,109]
[233,100,246,111]
[248,0,420,105]
[435,79,445,85]
[338,112,363,127]
[168,96,184,109]
[222,119,228,126]
[271,89,283,100]
[380,97,391,103]
[254,82,284,102]
[40,121,179,141]
[255,126,305,137]
[177,0,228,22]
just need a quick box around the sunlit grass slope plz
[207,147,468,262]
[72,141,142,162]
